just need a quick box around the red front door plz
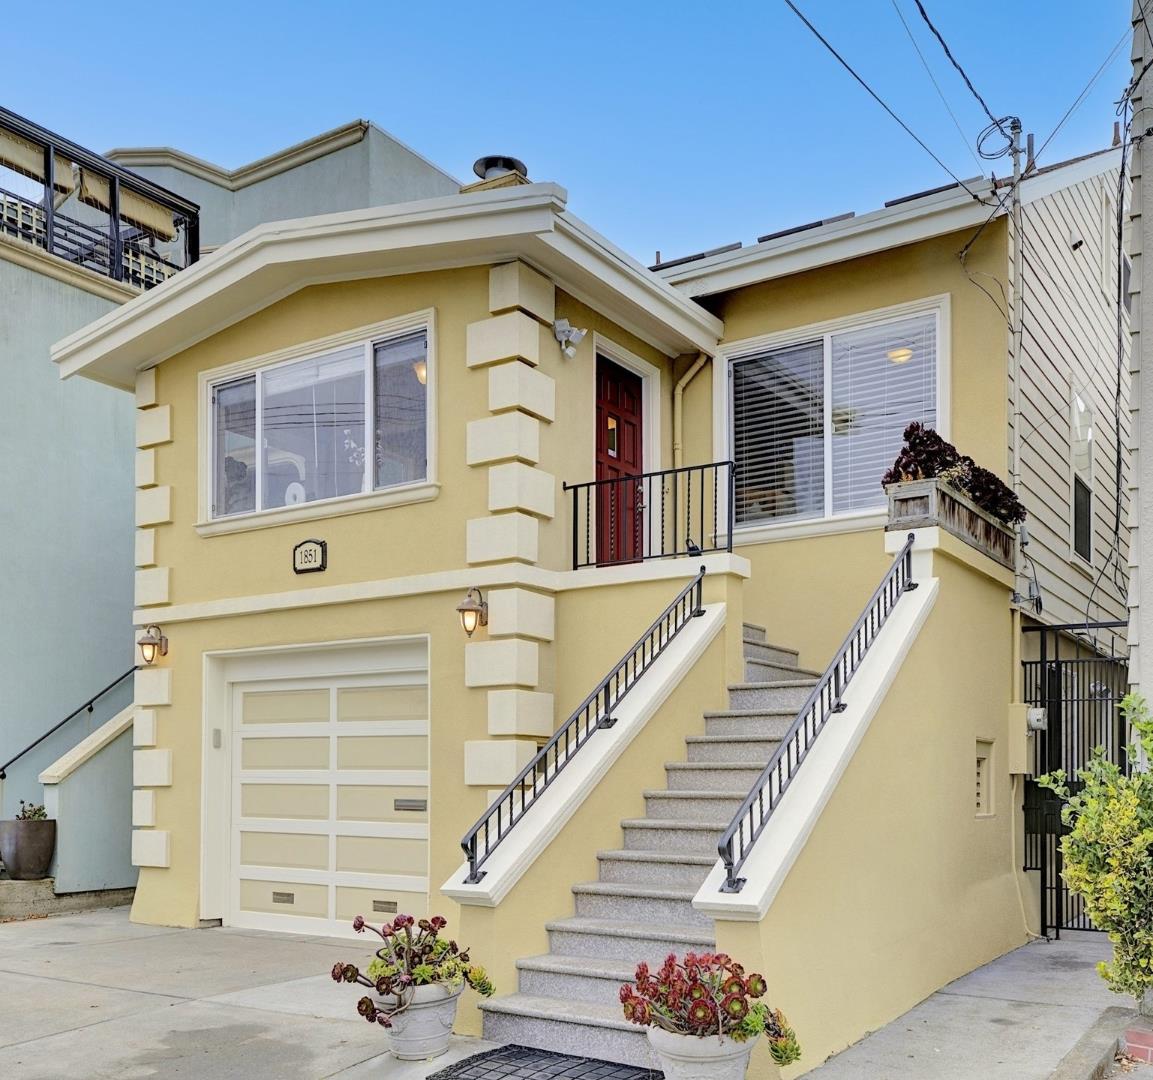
[596,356,644,564]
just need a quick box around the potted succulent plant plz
[330,914,494,1061]
[620,951,801,1080]
[0,801,55,881]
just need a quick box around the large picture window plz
[731,309,938,526]
[211,329,428,519]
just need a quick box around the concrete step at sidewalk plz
[685,733,780,763]
[516,953,637,1006]
[727,680,815,711]
[545,915,714,963]
[596,849,716,888]
[571,880,710,925]
[643,789,746,821]
[480,993,656,1069]
[621,817,728,855]
[665,761,766,792]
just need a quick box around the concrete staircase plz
[479,622,817,1067]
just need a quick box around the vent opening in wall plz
[372,899,398,914]
[975,740,994,816]
[272,891,295,905]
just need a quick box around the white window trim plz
[1070,388,1094,569]
[712,294,951,540]
[196,309,437,536]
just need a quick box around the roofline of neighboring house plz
[50,183,724,389]
[105,119,462,192]
[659,147,1122,298]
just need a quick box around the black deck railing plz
[717,534,918,893]
[563,461,734,570]
[0,667,138,781]
[0,106,198,288]
[461,567,707,884]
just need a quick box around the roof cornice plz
[51,184,722,388]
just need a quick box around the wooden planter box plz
[885,477,1016,570]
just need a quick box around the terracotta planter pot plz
[646,1026,755,1080]
[380,984,461,1061]
[0,819,56,880]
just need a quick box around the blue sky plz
[3,1,1133,263]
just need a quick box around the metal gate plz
[1021,620,1129,937]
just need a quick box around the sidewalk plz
[808,931,1119,1079]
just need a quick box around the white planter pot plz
[646,1026,754,1080]
[381,984,462,1061]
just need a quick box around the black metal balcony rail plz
[562,461,734,570]
[0,667,138,781]
[0,106,199,288]
[461,567,707,884]
[717,534,918,893]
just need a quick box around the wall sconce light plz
[455,588,488,637]
[553,318,588,360]
[137,624,169,665]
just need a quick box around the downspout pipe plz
[673,352,709,469]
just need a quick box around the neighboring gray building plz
[0,110,459,894]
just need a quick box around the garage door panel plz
[336,885,428,922]
[336,735,428,770]
[241,783,329,820]
[239,879,328,918]
[337,685,428,722]
[241,736,329,771]
[240,831,328,871]
[243,689,329,724]
[335,835,428,875]
[337,784,429,823]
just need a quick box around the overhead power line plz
[783,0,983,201]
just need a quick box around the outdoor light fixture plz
[553,318,588,360]
[137,624,168,665]
[412,358,428,386]
[887,346,914,365]
[456,588,488,637]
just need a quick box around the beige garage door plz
[230,673,429,935]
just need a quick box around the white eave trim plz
[52,184,721,387]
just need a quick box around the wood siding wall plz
[1013,166,1131,629]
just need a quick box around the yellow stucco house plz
[50,148,1129,1073]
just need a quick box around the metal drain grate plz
[428,1044,663,1079]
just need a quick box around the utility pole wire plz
[889,0,985,175]
[782,0,983,201]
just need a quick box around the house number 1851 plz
[293,539,327,574]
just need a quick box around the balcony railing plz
[563,461,734,570]
[0,106,199,289]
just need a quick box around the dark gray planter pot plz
[0,819,56,880]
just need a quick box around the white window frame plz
[713,295,950,544]
[197,310,437,537]
[1070,389,1094,569]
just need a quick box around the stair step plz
[516,953,636,1006]
[621,818,727,855]
[597,849,716,887]
[481,993,656,1068]
[742,622,768,643]
[685,733,781,763]
[745,657,822,684]
[546,915,714,963]
[643,789,745,821]
[727,680,815,711]
[665,761,766,792]
[571,880,709,925]
[702,707,794,736]
[742,637,802,666]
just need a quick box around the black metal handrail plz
[717,534,919,893]
[0,667,138,781]
[563,461,734,570]
[461,567,707,883]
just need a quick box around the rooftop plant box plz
[885,477,1015,570]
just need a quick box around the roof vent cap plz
[473,155,528,181]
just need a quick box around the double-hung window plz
[1071,393,1093,563]
[211,329,429,519]
[731,308,938,526]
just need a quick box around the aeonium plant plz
[620,951,801,1066]
[330,914,494,1026]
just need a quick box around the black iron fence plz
[460,567,706,884]
[563,461,734,570]
[717,534,918,893]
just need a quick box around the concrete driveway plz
[0,907,497,1079]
